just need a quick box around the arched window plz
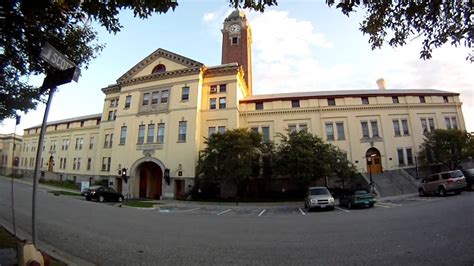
[152,64,166,74]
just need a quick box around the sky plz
[1,0,473,135]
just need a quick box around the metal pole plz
[369,160,373,193]
[415,156,420,179]
[32,86,56,245]
[11,123,17,237]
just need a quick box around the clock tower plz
[221,9,253,94]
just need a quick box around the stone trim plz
[118,67,202,86]
[101,84,121,94]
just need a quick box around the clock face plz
[229,24,241,33]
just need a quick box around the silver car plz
[418,170,467,197]
[304,186,335,211]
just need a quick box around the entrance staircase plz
[367,169,419,197]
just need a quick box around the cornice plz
[203,65,241,78]
[118,67,202,87]
[101,84,121,94]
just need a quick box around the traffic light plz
[121,168,128,183]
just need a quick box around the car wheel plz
[348,201,352,209]
[469,183,473,191]
[118,196,124,203]
[455,190,461,195]
[85,197,91,201]
[418,188,425,197]
[438,187,446,197]
[99,195,105,202]
[369,203,374,208]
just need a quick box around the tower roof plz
[225,9,247,21]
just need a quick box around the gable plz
[117,48,203,83]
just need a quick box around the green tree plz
[196,128,262,201]
[418,129,474,170]
[274,130,356,190]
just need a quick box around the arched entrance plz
[48,156,54,172]
[366,148,382,174]
[137,161,163,199]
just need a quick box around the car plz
[339,190,376,209]
[82,186,124,202]
[461,168,474,190]
[418,170,467,197]
[304,186,335,211]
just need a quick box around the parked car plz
[461,168,474,190]
[418,170,467,197]
[304,186,335,211]
[81,186,124,202]
[339,190,376,209]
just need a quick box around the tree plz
[418,129,474,170]
[1,0,179,120]
[196,128,262,200]
[274,130,356,191]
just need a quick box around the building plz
[0,133,22,176]
[14,10,466,199]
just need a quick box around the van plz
[418,170,467,197]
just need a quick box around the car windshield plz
[309,188,329,195]
[449,170,463,178]
[89,186,102,190]
[464,169,474,176]
[354,190,369,195]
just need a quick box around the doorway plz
[366,148,382,174]
[138,161,163,199]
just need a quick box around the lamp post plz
[367,154,377,193]
[415,156,420,179]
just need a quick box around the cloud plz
[202,12,215,23]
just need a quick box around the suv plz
[304,187,335,211]
[461,168,474,190]
[418,170,467,197]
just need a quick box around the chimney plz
[376,78,386,90]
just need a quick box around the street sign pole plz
[32,86,56,246]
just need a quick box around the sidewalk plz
[0,175,80,194]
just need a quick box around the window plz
[120,126,127,145]
[361,122,369,138]
[393,120,401,136]
[325,123,335,140]
[336,122,345,140]
[210,85,217,94]
[178,121,187,142]
[392,96,399,104]
[161,90,169,103]
[256,102,263,110]
[299,123,308,132]
[157,123,165,144]
[125,95,132,108]
[445,117,452,129]
[109,135,113,147]
[87,158,92,171]
[361,97,369,104]
[231,36,239,45]
[181,87,190,101]
[110,99,118,108]
[218,126,226,134]
[75,138,79,150]
[142,93,150,105]
[371,121,379,137]
[208,127,216,136]
[262,126,270,142]
[210,98,217,109]
[428,118,435,132]
[147,124,155,143]
[80,121,84,127]
[63,158,66,169]
[138,125,145,144]
[73,158,76,170]
[89,137,94,149]
[219,84,226,93]
[452,117,458,129]
[327,98,336,106]
[152,64,166,74]
[443,96,449,103]
[151,91,159,104]
[250,127,259,134]
[102,157,111,172]
[401,119,409,135]
[291,100,300,108]
[419,96,426,103]
[77,158,81,170]
[406,148,413,165]
[219,97,226,109]
[104,134,109,148]
[108,111,114,121]
[397,148,405,165]
[288,124,297,133]
[421,118,428,133]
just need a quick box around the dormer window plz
[152,64,166,74]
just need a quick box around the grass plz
[0,227,17,249]
[123,200,156,208]
[48,190,81,196]
[39,179,80,191]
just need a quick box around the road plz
[0,177,473,265]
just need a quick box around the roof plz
[25,113,102,130]
[240,89,459,103]
[225,9,247,21]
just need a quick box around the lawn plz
[123,200,156,208]
[39,179,80,191]
[0,227,17,249]
[48,191,81,196]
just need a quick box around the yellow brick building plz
[14,10,465,199]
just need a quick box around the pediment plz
[117,48,203,83]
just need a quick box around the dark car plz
[81,186,124,202]
[339,190,376,209]
[461,169,474,190]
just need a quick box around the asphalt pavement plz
[0,177,473,265]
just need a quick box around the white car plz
[304,186,335,211]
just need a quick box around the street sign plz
[40,42,75,71]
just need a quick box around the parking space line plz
[377,202,402,207]
[374,204,391,208]
[217,209,232,216]
[258,209,266,217]
[177,207,201,213]
[298,208,306,216]
[335,206,350,212]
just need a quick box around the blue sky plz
[1,0,473,134]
